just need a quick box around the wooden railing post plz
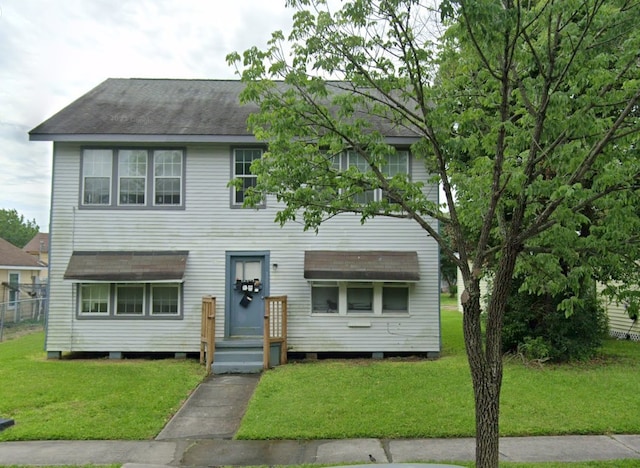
[280,297,288,365]
[263,296,287,369]
[200,296,216,374]
[263,302,271,370]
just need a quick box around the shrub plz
[502,276,609,362]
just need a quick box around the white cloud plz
[0,0,294,229]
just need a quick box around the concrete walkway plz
[1,374,640,466]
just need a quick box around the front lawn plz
[0,333,205,441]
[2,308,639,444]
[236,309,640,439]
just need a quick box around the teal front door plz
[228,254,268,337]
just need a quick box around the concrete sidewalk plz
[1,435,640,466]
[1,374,640,466]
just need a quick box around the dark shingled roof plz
[30,79,257,139]
[0,238,44,268]
[29,78,421,142]
[304,250,420,281]
[64,251,188,282]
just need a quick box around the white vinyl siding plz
[47,142,439,354]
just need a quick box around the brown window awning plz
[304,250,420,282]
[64,251,188,282]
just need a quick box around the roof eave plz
[28,134,263,143]
[29,134,420,145]
[0,265,46,271]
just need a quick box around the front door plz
[228,254,268,337]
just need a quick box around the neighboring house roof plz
[28,78,420,144]
[63,251,189,282]
[0,237,44,270]
[23,233,49,255]
[304,250,420,281]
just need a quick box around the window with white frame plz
[80,284,109,314]
[83,149,113,205]
[154,150,183,205]
[81,148,183,208]
[310,281,410,315]
[78,282,181,318]
[381,150,409,204]
[343,150,409,204]
[347,151,376,204]
[382,284,409,312]
[347,283,374,313]
[118,150,147,205]
[232,148,263,206]
[311,282,339,313]
[115,284,145,315]
[151,284,180,315]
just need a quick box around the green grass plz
[441,292,459,309]
[236,309,640,440]
[2,307,640,450]
[0,332,205,441]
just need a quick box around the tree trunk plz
[462,244,520,468]
[462,293,502,468]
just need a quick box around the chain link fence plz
[0,283,47,341]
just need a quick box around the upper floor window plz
[83,149,113,205]
[339,150,410,204]
[81,148,184,209]
[347,151,376,204]
[232,148,263,206]
[154,150,183,205]
[118,150,147,205]
[381,151,409,204]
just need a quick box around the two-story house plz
[29,78,441,372]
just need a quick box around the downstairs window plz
[77,282,182,319]
[310,282,410,315]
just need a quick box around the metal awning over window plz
[304,250,420,282]
[64,251,188,282]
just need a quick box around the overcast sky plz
[0,0,294,230]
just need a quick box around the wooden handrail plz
[263,295,288,369]
[200,296,216,374]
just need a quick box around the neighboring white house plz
[605,298,640,341]
[29,78,441,372]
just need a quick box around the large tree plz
[228,1,640,466]
[0,209,39,248]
